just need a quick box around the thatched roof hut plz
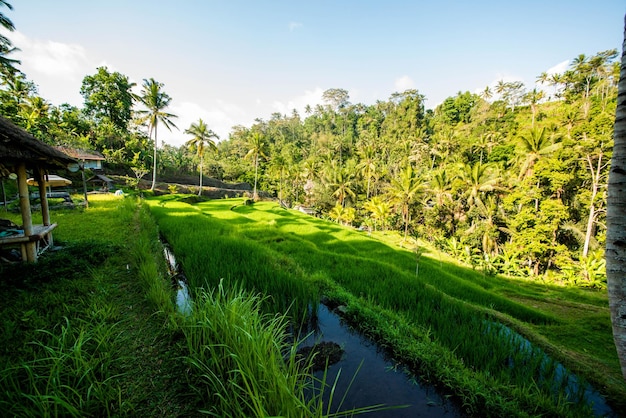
[0,115,76,262]
[0,117,75,171]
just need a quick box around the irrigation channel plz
[162,244,616,417]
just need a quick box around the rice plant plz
[0,317,127,417]
[182,280,387,417]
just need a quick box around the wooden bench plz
[0,223,57,261]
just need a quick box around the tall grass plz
[183,280,316,416]
[0,317,126,417]
[182,280,386,417]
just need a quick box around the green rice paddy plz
[147,195,626,417]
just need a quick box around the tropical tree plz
[136,78,177,191]
[518,126,561,180]
[330,163,357,207]
[363,195,392,231]
[0,1,19,73]
[185,118,218,196]
[457,162,499,211]
[607,16,626,381]
[523,88,545,127]
[80,67,136,131]
[19,95,49,137]
[428,169,454,207]
[388,164,424,239]
[356,139,378,199]
[245,131,266,200]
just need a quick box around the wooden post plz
[36,167,51,226]
[1,179,6,210]
[17,162,36,262]
[81,163,89,208]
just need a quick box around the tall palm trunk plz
[253,154,259,200]
[607,15,626,381]
[198,155,203,196]
[151,123,158,191]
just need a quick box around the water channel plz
[299,303,460,417]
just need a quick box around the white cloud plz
[272,87,324,116]
[394,75,415,92]
[0,30,95,106]
[11,30,91,80]
[288,21,302,31]
[546,59,570,76]
[160,100,246,147]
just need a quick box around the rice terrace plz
[0,193,624,417]
[2,1,626,416]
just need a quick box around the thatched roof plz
[0,115,76,174]
[87,174,113,184]
[55,146,105,161]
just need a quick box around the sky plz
[4,0,626,147]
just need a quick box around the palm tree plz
[356,140,377,199]
[270,152,289,204]
[388,164,424,239]
[245,131,266,200]
[518,127,561,180]
[428,169,454,207]
[523,88,545,127]
[185,118,218,196]
[456,162,501,223]
[136,78,178,191]
[480,86,493,101]
[607,16,626,381]
[2,71,33,105]
[0,1,20,73]
[363,195,392,231]
[330,164,357,207]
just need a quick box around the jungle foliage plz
[0,46,619,288]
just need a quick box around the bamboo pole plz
[16,162,36,262]
[81,163,89,208]
[36,167,51,226]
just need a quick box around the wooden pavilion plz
[0,115,76,262]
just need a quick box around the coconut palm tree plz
[428,169,454,207]
[330,164,357,207]
[518,127,561,180]
[388,164,424,239]
[0,1,20,73]
[457,161,499,211]
[356,140,377,199]
[185,118,218,196]
[607,15,626,381]
[136,78,177,191]
[245,131,266,200]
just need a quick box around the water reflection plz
[300,304,461,418]
[163,244,192,315]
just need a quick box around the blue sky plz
[5,0,626,146]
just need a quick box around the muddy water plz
[300,304,461,417]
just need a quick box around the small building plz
[86,173,114,191]
[54,147,105,170]
[0,116,76,262]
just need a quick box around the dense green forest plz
[0,38,619,288]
